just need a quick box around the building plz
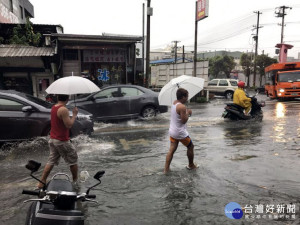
[0,23,62,98]
[50,33,143,86]
[0,23,143,98]
[0,0,34,23]
[0,0,143,98]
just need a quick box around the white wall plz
[150,61,209,87]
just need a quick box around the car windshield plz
[25,94,53,108]
[278,72,300,82]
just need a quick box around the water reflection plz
[275,102,286,118]
[222,121,263,146]
[272,103,287,143]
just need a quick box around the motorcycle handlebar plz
[22,189,40,196]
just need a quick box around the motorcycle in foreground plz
[222,93,265,121]
[22,160,105,225]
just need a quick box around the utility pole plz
[142,3,145,85]
[182,45,185,63]
[172,40,180,64]
[193,1,198,77]
[145,0,152,88]
[275,5,292,43]
[253,11,262,87]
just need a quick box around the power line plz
[151,5,300,52]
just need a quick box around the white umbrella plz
[158,75,205,106]
[45,75,100,95]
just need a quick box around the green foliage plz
[240,53,277,86]
[10,24,28,45]
[255,54,277,76]
[240,53,253,78]
[195,96,207,103]
[9,17,41,46]
[209,55,236,78]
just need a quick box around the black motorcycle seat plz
[226,103,244,111]
[47,179,73,192]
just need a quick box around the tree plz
[255,54,277,86]
[209,55,236,78]
[240,53,253,87]
[9,17,41,46]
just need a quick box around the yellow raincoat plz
[233,88,252,114]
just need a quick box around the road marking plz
[119,138,149,150]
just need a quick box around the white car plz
[205,79,238,99]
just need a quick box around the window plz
[63,49,78,60]
[208,80,218,86]
[266,71,276,85]
[24,94,52,108]
[9,0,13,12]
[278,72,300,82]
[121,87,144,97]
[19,6,23,19]
[229,80,238,86]
[94,88,119,99]
[0,98,23,111]
[219,80,228,86]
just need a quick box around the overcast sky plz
[30,0,300,58]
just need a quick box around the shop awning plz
[0,45,55,57]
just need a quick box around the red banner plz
[197,0,209,21]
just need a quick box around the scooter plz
[22,160,105,225]
[222,93,265,121]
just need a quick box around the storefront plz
[0,46,57,98]
[0,30,142,98]
[52,33,142,86]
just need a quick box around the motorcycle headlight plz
[279,89,285,93]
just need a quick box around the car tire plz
[141,106,156,118]
[225,91,234,99]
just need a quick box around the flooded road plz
[0,94,299,225]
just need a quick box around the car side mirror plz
[22,106,34,112]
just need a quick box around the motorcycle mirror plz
[25,160,41,173]
[94,171,105,181]
[86,171,105,195]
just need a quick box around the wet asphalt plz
[0,93,299,225]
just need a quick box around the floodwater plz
[0,94,300,225]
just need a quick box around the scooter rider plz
[233,81,251,115]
